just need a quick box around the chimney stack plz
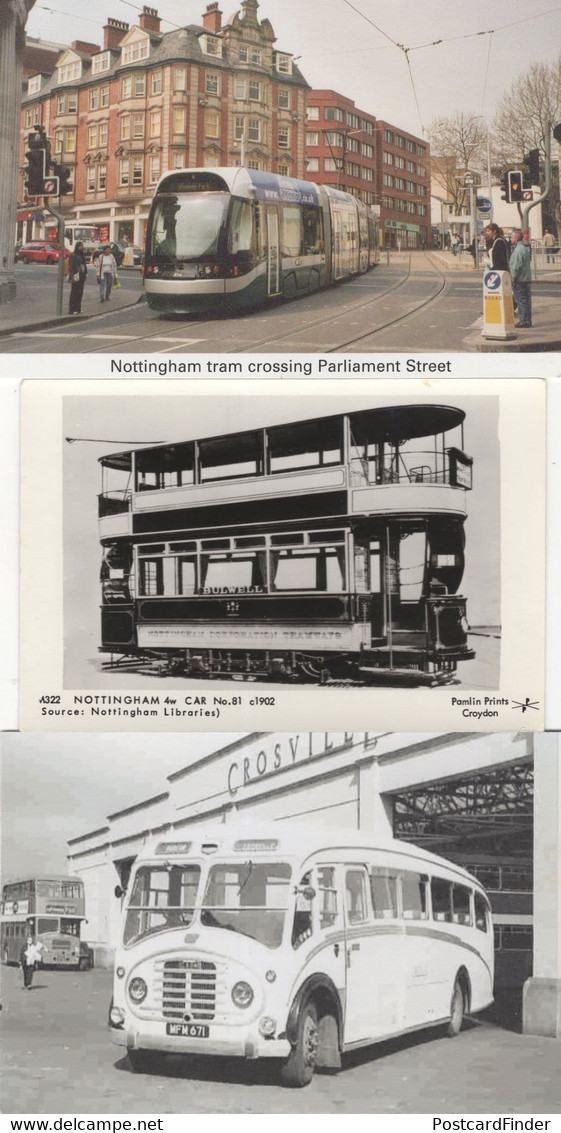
[103,18,129,51]
[202,3,222,33]
[139,6,161,33]
[71,40,100,55]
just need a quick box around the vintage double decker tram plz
[98,404,475,685]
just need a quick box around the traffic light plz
[24,126,49,196]
[523,149,540,187]
[52,163,73,195]
[499,172,509,202]
[507,170,523,202]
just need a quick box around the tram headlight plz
[128,976,148,1004]
[231,981,254,1008]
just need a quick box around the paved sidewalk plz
[464,292,561,351]
[0,266,143,337]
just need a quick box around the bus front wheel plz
[447,977,465,1037]
[281,1001,319,1088]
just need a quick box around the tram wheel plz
[281,1001,319,1088]
[447,977,465,1037]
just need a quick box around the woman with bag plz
[97,244,118,302]
[67,240,88,314]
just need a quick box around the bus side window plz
[345,868,370,924]
[474,892,489,933]
[431,877,452,922]
[401,871,428,920]
[292,872,313,948]
[370,871,398,919]
[317,867,338,929]
[452,883,472,926]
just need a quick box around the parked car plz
[91,241,126,267]
[17,241,69,264]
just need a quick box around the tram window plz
[345,869,369,924]
[200,551,266,593]
[474,893,489,933]
[150,193,228,259]
[317,867,338,929]
[37,918,59,934]
[308,530,345,544]
[302,205,323,254]
[452,884,472,926]
[234,535,266,549]
[281,205,302,256]
[199,431,263,482]
[228,199,254,254]
[268,419,342,473]
[431,877,453,922]
[369,540,381,593]
[401,872,428,920]
[169,541,197,553]
[398,531,426,602]
[177,556,196,595]
[136,444,194,491]
[271,546,345,592]
[270,533,305,546]
[370,872,398,919]
[139,558,163,596]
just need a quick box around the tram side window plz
[401,871,428,920]
[270,545,345,592]
[268,419,343,473]
[200,550,267,593]
[281,205,302,256]
[370,871,398,919]
[177,556,197,595]
[474,893,489,933]
[431,877,453,922]
[228,199,254,254]
[345,869,370,924]
[452,883,472,926]
[302,205,323,254]
[139,558,163,596]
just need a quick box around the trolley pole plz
[44,200,65,317]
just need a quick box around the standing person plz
[543,229,556,263]
[509,228,532,328]
[451,232,460,256]
[67,240,88,315]
[469,237,477,268]
[97,244,117,302]
[19,935,47,990]
[484,223,510,271]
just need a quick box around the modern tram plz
[97,403,475,686]
[143,167,380,314]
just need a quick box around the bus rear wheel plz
[281,1001,319,1087]
[447,977,465,1037]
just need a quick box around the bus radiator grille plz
[158,959,217,1021]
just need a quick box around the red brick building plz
[304,90,377,207]
[18,1,310,247]
[375,120,430,249]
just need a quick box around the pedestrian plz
[451,233,460,256]
[67,240,88,315]
[469,237,477,268]
[97,243,118,302]
[19,935,47,990]
[543,229,556,264]
[484,223,510,271]
[509,228,532,328]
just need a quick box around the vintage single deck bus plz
[1,876,92,970]
[109,823,494,1086]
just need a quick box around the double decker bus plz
[109,822,494,1086]
[98,402,475,686]
[143,167,379,314]
[1,877,92,970]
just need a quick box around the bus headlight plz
[259,1016,276,1037]
[128,977,148,1004]
[231,981,254,1008]
[110,1005,125,1026]
[116,967,125,979]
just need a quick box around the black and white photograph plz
[2,729,561,1114]
[18,378,545,732]
[0,0,559,353]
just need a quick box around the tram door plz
[266,207,281,295]
[369,538,386,640]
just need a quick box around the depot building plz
[67,730,561,1038]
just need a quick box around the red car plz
[17,241,70,264]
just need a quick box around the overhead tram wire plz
[35,0,184,30]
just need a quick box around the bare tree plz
[428,112,489,214]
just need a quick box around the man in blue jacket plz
[509,228,532,328]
